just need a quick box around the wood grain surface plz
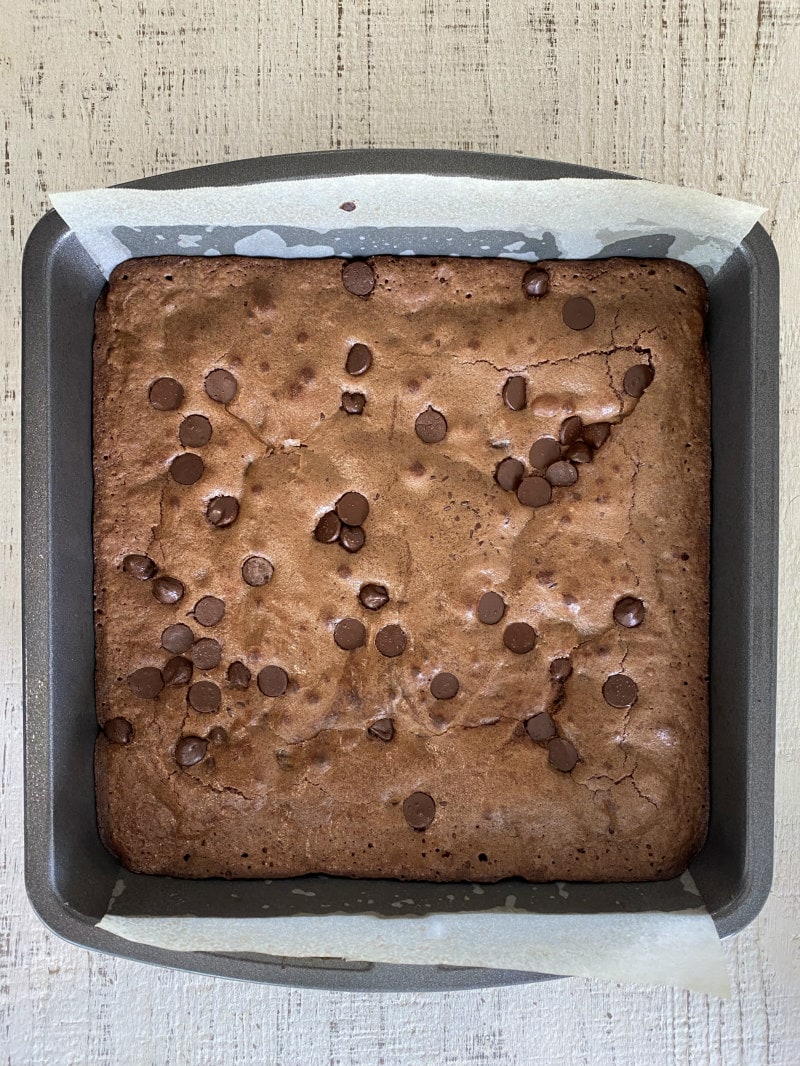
[2,1,799,1063]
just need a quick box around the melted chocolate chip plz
[517,476,552,508]
[415,406,447,444]
[340,525,366,553]
[204,368,238,403]
[193,596,225,627]
[614,596,646,628]
[164,656,193,686]
[359,584,389,610]
[227,660,251,688]
[502,376,527,411]
[368,718,394,741]
[315,511,342,544]
[170,453,204,485]
[179,414,213,448]
[161,623,194,653]
[208,726,227,743]
[503,622,536,654]
[103,717,133,744]
[526,712,556,741]
[192,638,221,671]
[430,672,459,700]
[149,377,183,411]
[175,735,208,767]
[562,296,595,330]
[257,665,289,697]
[565,441,593,464]
[548,737,579,772]
[345,343,372,376]
[522,267,550,297]
[529,437,561,472]
[342,260,375,296]
[583,422,611,449]
[334,617,367,650]
[550,657,573,682]
[559,415,583,446]
[122,554,157,580]
[403,791,436,829]
[206,496,239,528]
[188,680,221,713]
[242,555,274,586]
[495,457,525,492]
[152,576,184,604]
[477,591,506,625]
[128,667,164,699]
[545,460,578,487]
[602,673,639,708]
[623,364,655,397]
[341,391,366,414]
[375,624,407,658]
[336,491,369,526]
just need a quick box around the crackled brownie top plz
[93,254,710,882]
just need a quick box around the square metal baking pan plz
[22,150,779,992]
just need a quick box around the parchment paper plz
[52,171,760,995]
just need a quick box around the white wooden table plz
[2,2,799,1062]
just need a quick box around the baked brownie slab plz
[93,255,709,881]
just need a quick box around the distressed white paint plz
[2,1,799,1063]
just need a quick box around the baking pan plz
[22,150,779,992]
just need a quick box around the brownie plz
[93,254,710,881]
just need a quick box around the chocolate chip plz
[208,726,227,743]
[188,680,221,714]
[103,717,133,744]
[368,718,394,741]
[403,791,436,829]
[559,415,583,446]
[495,457,525,492]
[503,622,536,654]
[415,406,447,444]
[258,665,289,697]
[164,656,193,686]
[122,554,157,580]
[179,414,212,448]
[430,672,459,700]
[170,453,204,485]
[152,576,184,604]
[548,737,579,772]
[602,673,638,708]
[175,736,208,767]
[128,667,164,699]
[550,657,573,682]
[334,617,367,650]
[339,525,366,553]
[149,377,183,411]
[562,296,595,330]
[477,591,506,625]
[227,660,251,688]
[192,596,224,627]
[345,343,372,376]
[315,511,342,544]
[613,596,646,627]
[583,422,611,449]
[565,441,593,464]
[526,712,556,741]
[342,391,366,414]
[545,460,578,487]
[502,376,527,411]
[359,584,389,610]
[336,491,369,526]
[517,476,552,508]
[529,437,561,472]
[340,200,357,212]
[242,555,274,586]
[375,624,407,658]
[522,267,550,297]
[204,368,238,403]
[623,364,654,397]
[206,496,239,527]
[342,260,375,296]
[161,623,194,653]
[192,638,221,670]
